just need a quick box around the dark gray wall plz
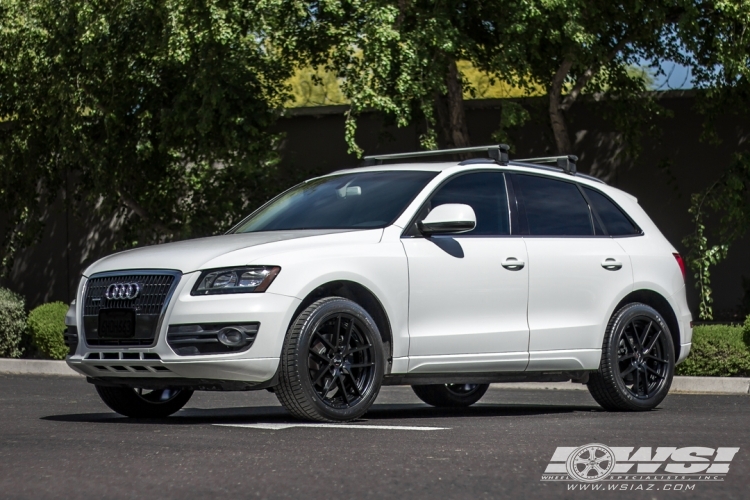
[3,92,749,319]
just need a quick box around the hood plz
[84,229,356,276]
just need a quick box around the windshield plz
[233,170,437,233]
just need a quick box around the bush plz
[0,288,26,358]
[27,302,68,360]
[676,321,750,377]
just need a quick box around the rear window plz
[583,187,640,236]
[513,174,593,236]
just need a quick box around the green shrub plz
[27,302,68,360]
[0,288,26,358]
[676,322,750,377]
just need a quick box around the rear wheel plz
[95,386,193,418]
[587,303,675,411]
[412,383,489,407]
[275,297,385,422]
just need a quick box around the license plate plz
[98,309,136,338]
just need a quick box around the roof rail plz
[364,144,510,165]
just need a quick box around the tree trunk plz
[445,58,471,149]
[434,58,471,150]
[549,58,573,155]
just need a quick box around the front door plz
[402,171,530,373]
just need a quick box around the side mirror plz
[418,204,476,236]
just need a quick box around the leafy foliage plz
[676,321,750,377]
[0,287,26,358]
[27,301,69,360]
[684,153,750,319]
[679,2,750,320]
[0,0,295,272]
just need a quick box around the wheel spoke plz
[645,328,662,353]
[334,315,342,349]
[635,368,641,394]
[312,365,332,386]
[640,321,653,348]
[309,349,330,364]
[631,321,645,350]
[346,372,363,397]
[346,344,372,355]
[343,318,354,354]
[620,364,637,377]
[645,354,668,364]
[336,376,350,405]
[348,362,375,369]
[644,365,665,379]
[618,352,635,362]
[313,331,335,351]
[622,332,637,353]
[641,367,650,396]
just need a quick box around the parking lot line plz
[213,423,450,431]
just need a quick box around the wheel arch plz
[614,289,681,359]
[290,280,393,363]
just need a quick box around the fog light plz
[217,327,245,347]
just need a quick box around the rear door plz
[403,171,530,373]
[511,173,634,371]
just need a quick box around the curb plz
[1,359,749,395]
[0,359,82,377]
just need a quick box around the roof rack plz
[362,145,592,180]
[364,144,510,165]
[513,155,578,175]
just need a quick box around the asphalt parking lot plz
[0,375,747,499]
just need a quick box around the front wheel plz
[95,385,193,418]
[275,297,385,422]
[587,303,675,411]
[412,383,489,407]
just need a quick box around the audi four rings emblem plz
[105,283,141,300]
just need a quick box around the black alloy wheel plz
[412,383,489,407]
[95,385,193,418]
[587,303,675,411]
[275,297,385,422]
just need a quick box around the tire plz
[275,297,385,422]
[95,385,193,418]
[412,383,489,408]
[587,303,675,411]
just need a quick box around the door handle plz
[601,258,623,270]
[501,257,525,270]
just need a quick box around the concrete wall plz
[3,92,749,319]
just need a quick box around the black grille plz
[82,271,180,347]
[84,274,176,315]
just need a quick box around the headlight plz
[191,266,281,295]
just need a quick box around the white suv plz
[65,145,692,422]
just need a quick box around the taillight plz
[673,253,686,282]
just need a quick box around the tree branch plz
[119,191,173,236]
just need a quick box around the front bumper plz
[67,272,301,386]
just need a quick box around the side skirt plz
[383,370,591,386]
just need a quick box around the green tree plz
[278,0,684,157]
[0,0,293,272]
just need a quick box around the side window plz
[513,174,593,236]
[583,187,640,236]
[427,172,510,235]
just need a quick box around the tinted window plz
[583,187,640,236]
[234,171,436,232]
[514,174,593,236]
[428,172,510,235]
